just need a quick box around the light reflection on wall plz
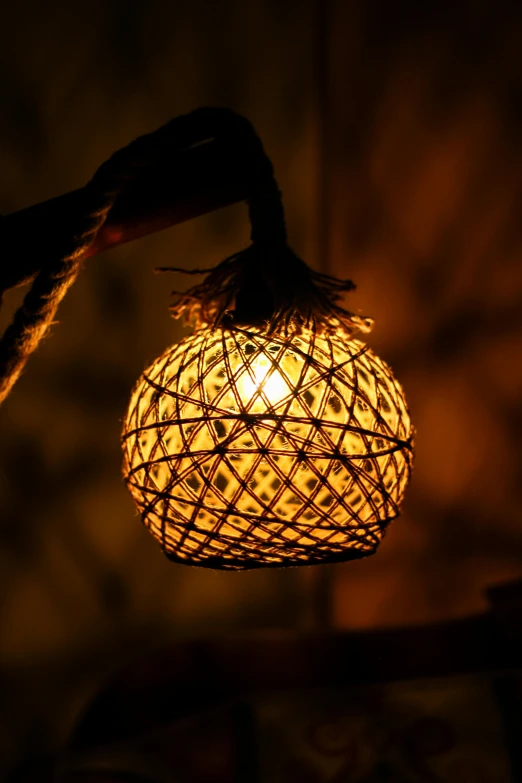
[327,0,522,628]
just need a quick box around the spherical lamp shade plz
[122,325,413,569]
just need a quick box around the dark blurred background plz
[1,0,522,776]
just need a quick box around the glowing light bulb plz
[236,354,290,411]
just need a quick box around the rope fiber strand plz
[0,184,115,404]
[0,122,166,404]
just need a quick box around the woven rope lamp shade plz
[120,109,414,569]
[122,325,412,569]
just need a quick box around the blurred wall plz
[1,0,522,776]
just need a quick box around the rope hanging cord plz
[0,107,290,405]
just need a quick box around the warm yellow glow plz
[236,355,290,411]
[122,326,413,569]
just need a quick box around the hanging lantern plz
[122,322,412,569]
[121,110,414,569]
[0,106,411,571]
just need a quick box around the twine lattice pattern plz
[122,326,413,569]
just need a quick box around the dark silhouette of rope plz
[0,189,111,404]
[0,129,163,404]
[0,107,288,405]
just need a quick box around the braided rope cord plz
[0,107,280,405]
[0,147,139,404]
